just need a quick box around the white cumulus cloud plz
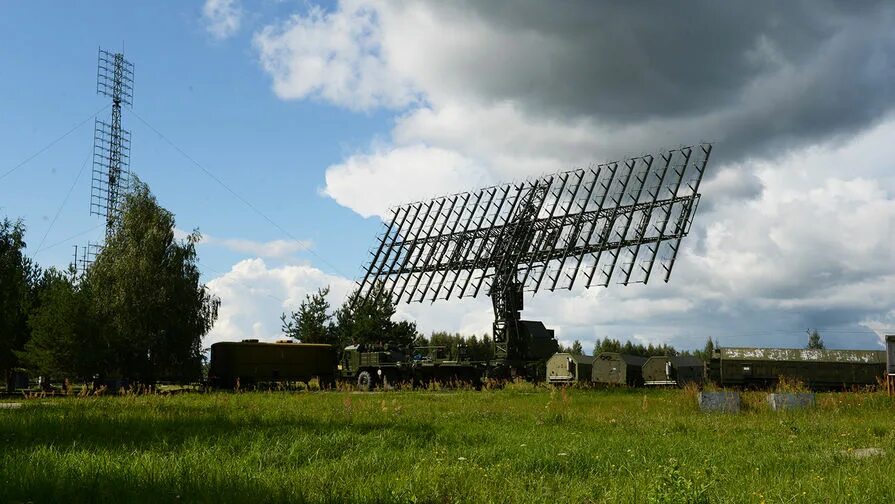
[203,0,243,40]
[253,0,418,110]
[323,144,492,219]
[205,258,355,347]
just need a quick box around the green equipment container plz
[707,347,886,389]
[546,353,594,384]
[643,355,705,386]
[592,352,646,386]
[208,340,337,388]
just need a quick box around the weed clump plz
[648,458,713,504]
[775,376,808,393]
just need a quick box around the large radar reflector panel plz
[358,144,712,305]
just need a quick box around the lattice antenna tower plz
[72,242,102,279]
[91,48,134,237]
[357,144,713,364]
[77,48,134,276]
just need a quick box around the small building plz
[643,355,705,386]
[546,353,594,384]
[592,352,647,386]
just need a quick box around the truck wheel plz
[357,370,374,391]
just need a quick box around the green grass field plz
[1,387,893,503]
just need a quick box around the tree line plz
[557,337,724,362]
[1,181,219,389]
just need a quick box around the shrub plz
[648,458,712,504]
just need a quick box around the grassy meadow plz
[1,386,894,503]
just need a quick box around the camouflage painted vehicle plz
[208,340,338,388]
[340,344,485,391]
[643,355,704,386]
[546,353,594,384]
[707,347,886,389]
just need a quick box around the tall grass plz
[1,389,893,503]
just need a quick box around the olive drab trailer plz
[708,347,886,389]
[592,352,647,386]
[208,340,338,388]
[642,355,705,386]
[547,353,594,384]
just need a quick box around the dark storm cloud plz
[422,0,895,163]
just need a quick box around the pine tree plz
[281,287,334,344]
[806,329,824,350]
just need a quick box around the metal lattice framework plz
[73,242,103,277]
[90,48,134,236]
[358,144,713,361]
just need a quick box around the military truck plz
[340,343,486,390]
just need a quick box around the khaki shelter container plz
[546,353,594,384]
[643,355,705,386]
[592,352,646,386]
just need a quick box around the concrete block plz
[767,392,815,411]
[698,391,740,413]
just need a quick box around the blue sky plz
[0,1,379,279]
[2,1,894,353]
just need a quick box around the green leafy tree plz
[0,218,38,388]
[806,329,824,350]
[87,180,220,383]
[20,267,98,380]
[333,288,417,348]
[570,340,584,356]
[281,286,334,344]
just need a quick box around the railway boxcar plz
[592,352,646,386]
[546,353,594,384]
[708,347,885,389]
[208,340,337,388]
[643,355,705,386]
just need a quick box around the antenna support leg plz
[491,276,524,362]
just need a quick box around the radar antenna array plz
[90,48,134,235]
[357,144,712,362]
[77,48,135,276]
